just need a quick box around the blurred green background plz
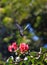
[0,0,47,63]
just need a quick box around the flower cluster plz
[8,42,29,53]
[20,43,29,53]
[8,42,18,52]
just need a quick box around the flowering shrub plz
[0,41,47,65]
[5,42,47,65]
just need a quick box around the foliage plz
[0,47,47,65]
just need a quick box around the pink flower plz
[12,42,17,50]
[8,45,12,52]
[20,43,29,53]
[8,42,18,52]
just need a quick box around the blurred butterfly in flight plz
[15,22,24,36]
[24,23,39,41]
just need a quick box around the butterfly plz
[15,22,24,36]
[24,23,34,33]
[24,23,39,41]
